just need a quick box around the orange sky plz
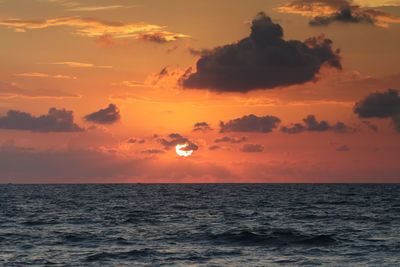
[0,0,399,183]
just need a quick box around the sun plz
[175,144,193,157]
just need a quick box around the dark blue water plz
[0,184,399,266]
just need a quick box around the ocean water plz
[0,184,399,266]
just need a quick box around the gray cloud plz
[278,0,400,28]
[0,108,83,132]
[188,48,211,56]
[310,7,375,26]
[393,114,400,132]
[281,115,352,134]
[281,123,305,134]
[141,149,165,154]
[214,136,247,144]
[336,144,350,152]
[84,104,120,124]
[208,145,221,151]
[128,138,145,144]
[361,120,379,132]
[181,12,341,92]
[354,89,400,132]
[193,122,212,132]
[354,89,400,118]
[0,145,234,183]
[241,144,264,153]
[220,114,281,133]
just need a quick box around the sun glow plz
[175,144,193,157]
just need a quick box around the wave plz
[85,249,156,262]
[21,220,58,226]
[207,228,337,247]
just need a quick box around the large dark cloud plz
[84,104,120,124]
[281,115,352,134]
[158,133,199,152]
[220,114,281,133]
[181,12,341,92]
[0,108,83,132]
[354,89,400,132]
[241,144,264,153]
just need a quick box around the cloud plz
[112,80,153,88]
[84,104,121,124]
[277,0,400,28]
[354,89,400,132]
[354,89,400,118]
[67,5,130,12]
[181,12,341,92]
[361,120,379,132]
[353,0,400,7]
[336,144,350,152]
[393,114,400,132]
[208,145,221,151]
[214,136,247,144]
[96,31,190,47]
[158,133,199,152]
[0,81,80,99]
[188,48,211,56]
[240,159,400,183]
[127,138,145,144]
[50,61,112,68]
[220,114,281,133]
[14,72,77,79]
[310,7,375,26]
[137,31,191,43]
[281,115,352,133]
[37,1,137,12]
[36,0,137,12]
[0,16,190,43]
[281,123,305,134]
[141,149,165,154]
[240,144,264,153]
[192,122,212,132]
[0,108,83,132]
[0,145,235,182]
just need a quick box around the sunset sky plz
[0,0,399,183]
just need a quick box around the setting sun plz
[175,144,194,157]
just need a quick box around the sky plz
[0,0,399,183]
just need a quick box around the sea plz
[0,184,399,266]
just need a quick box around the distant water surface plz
[0,184,399,266]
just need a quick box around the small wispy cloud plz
[0,16,190,44]
[112,80,152,88]
[0,81,80,99]
[35,0,136,12]
[49,61,112,68]
[14,72,77,79]
[67,5,132,12]
[277,0,400,28]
